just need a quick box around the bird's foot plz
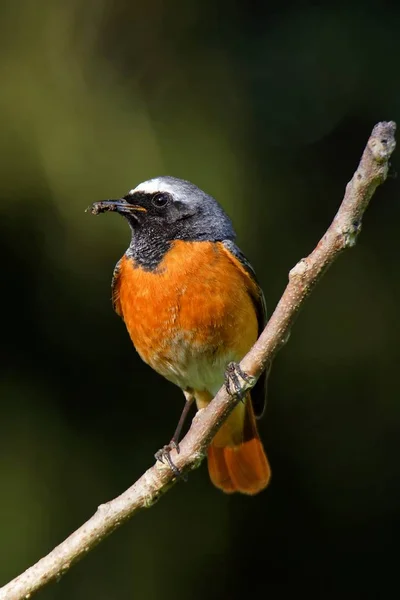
[225,362,256,400]
[154,441,187,481]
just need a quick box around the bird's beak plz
[87,199,147,216]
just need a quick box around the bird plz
[89,176,271,495]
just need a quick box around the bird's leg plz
[155,391,195,478]
[225,362,256,400]
[169,391,195,454]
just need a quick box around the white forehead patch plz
[129,178,177,196]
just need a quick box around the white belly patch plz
[148,330,239,396]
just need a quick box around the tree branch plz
[0,121,396,600]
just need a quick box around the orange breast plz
[114,240,259,392]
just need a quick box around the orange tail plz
[207,396,271,495]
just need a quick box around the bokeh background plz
[1,0,399,597]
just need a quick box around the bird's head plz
[89,176,235,243]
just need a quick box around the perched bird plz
[90,176,271,494]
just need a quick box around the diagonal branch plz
[0,121,396,600]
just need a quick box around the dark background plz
[1,0,399,597]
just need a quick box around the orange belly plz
[114,240,258,394]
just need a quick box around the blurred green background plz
[1,0,399,597]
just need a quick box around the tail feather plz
[207,396,271,495]
[207,445,237,494]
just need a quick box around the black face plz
[121,190,199,228]
[89,177,236,270]
[90,190,197,228]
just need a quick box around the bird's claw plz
[225,362,256,401]
[154,443,187,481]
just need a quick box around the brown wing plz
[221,240,268,418]
[111,258,123,317]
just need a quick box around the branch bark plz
[0,121,396,600]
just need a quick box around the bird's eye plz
[152,193,170,208]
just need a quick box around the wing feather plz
[111,258,122,317]
[221,240,268,418]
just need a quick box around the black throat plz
[126,225,171,271]
[124,206,236,271]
